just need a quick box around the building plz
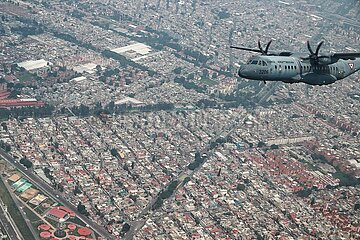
[0,99,45,108]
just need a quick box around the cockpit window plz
[262,61,268,66]
[251,60,258,65]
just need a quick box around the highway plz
[0,148,114,240]
[0,198,22,240]
[1,174,38,240]
[124,114,245,239]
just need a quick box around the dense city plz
[0,0,359,239]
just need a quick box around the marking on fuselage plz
[348,62,354,70]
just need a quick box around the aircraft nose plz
[238,65,251,78]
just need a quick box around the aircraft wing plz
[230,46,294,56]
[230,46,263,53]
[333,52,360,60]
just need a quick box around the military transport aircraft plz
[231,40,360,85]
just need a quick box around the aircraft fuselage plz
[238,56,360,85]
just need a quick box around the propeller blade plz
[317,56,329,59]
[315,41,324,56]
[307,41,314,55]
[301,57,310,60]
[258,40,265,54]
[264,40,272,55]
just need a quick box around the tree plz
[0,140,11,152]
[188,162,198,170]
[236,183,246,191]
[96,65,101,73]
[257,141,266,148]
[216,137,226,144]
[129,195,138,202]
[78,104,90,116]
[354,203,360,211]
[77,202,88,215]
[202,69,209,78]
[270,144,279,149]
[295,188,312,198]
[195,152,201,161]
[74,185,82,195]
[187,73,195,80]
[5,144,10,152]
[209,141,218,150]
[173,67,182,74]
[43,167,54,180]
[1,122,7,131]
[121,223,131,233]
[20,157,32,168]
[160,190,172,199]
[152,198,163,210]
[184,177,191,184]
[110,148,119,158]
[125,79,132,85]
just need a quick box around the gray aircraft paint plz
[232,41,360,85]
[238,56,360,85]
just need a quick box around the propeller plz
[230,39,273,55]
[258,40,272,55]
[301,41,329,65]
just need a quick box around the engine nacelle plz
[302,73,337,85]
[317,57,338,65]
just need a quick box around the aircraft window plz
[275,65,277,69]
[263,61,267,66]
[291,66,293,70]
[295,66,297,70]
[258,61,262,65]
[251,60,258,65]
[285,66,287,70]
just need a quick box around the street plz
[0,148,113,240]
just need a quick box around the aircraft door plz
[295,59,302,76]
[278,64,282,77]
[338,63,346,79]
